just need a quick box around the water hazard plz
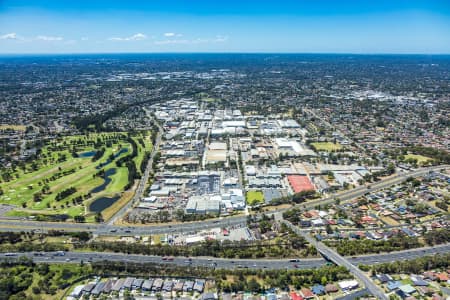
[89,195,120,213]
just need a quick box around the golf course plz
[0,131,152,222]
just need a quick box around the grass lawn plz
[132,132,153,176]
[0,124,26,131]
[404,154,433,164]
[0,131,150,221]
[246,190,264,206]
[311,142,343,152]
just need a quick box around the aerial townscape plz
[0,1,449,300]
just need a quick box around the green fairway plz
[246,190,264,206]
[311,142,343,152]
[0,131,152,221]
[131,132,153,176]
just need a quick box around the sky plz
[0,0,450,54]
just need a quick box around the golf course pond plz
[90,168,116,194]
[89,195,120,213]
[78,150,97,158]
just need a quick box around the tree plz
[247,278,261,293]
[95,213,104,223]
[74,215,86,223]
[325,224,333,234]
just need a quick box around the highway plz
[283,220,388,299]
[0,165,446,236]
[1,243,448,270]
[0,214,247,235]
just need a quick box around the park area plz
[0,131,152,222]
[246,190,264,206]
[404,154,433,164]
[310,142,343,152]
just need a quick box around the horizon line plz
[1,51,450,56]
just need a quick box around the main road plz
[284,220,388,299]
[0,165,446,235]
[1,243,448,270]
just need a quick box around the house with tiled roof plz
[299,288,314,299]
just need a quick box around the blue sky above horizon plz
[1,0,450,54]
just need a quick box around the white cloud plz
[36,35,63,41]
[0,33,19,40]
[163,32,182,37]
[154,39,189,45]
[108,33,147,41]
[155,35,229,45]
[214,35,228,42]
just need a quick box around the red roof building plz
[300,288,314,299]
[290,292,303,300]
[287,175,315,193]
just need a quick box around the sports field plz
[310,142,343,152]
[0,131,151,221]
[246,190,264,206]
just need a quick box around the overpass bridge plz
[283,220,388,300]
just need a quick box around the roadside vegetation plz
[0,257,354,299]
[324,229,450,256]
[0,226,315,259]
[359,252,450,275]
[0,258,89,300]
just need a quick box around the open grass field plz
[0,131,151,222]
[246,190,264,206]
[0,124,27,131]
[404,154,433,164]
[310,142,343,152]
